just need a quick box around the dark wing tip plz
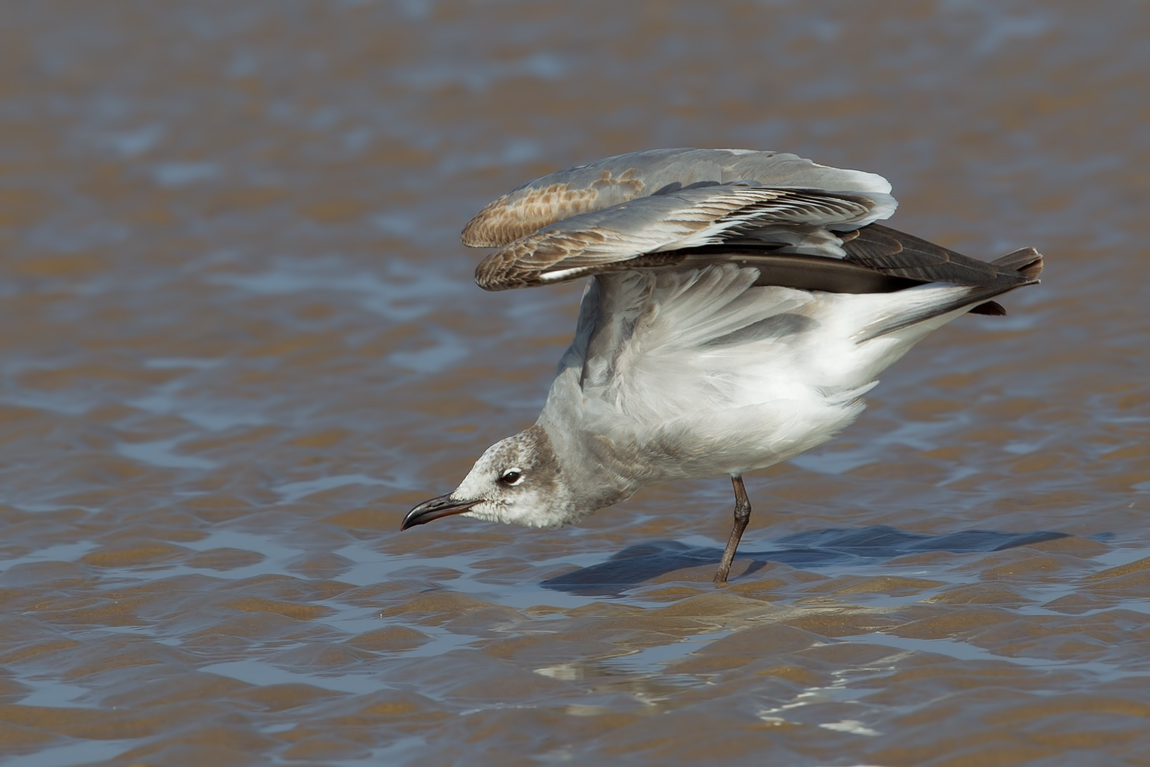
[992,247,1043,281]
[843,225,1044,288]
[968,300,1007,316]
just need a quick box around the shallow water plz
[1,2,1149,765]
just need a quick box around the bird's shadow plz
[541,525,1071,597]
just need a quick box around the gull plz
[401,148,1042,584]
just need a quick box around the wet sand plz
[1,2,1149,765]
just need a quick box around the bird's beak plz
[400,494,480,530]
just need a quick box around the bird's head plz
[401,425,573,530]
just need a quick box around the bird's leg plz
[714,475,752,585]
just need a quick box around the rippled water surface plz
[2,2,1149,765]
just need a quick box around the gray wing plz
[465,147,1039,299]
[462,148,893,247]
[474,183,897,291]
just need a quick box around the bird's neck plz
[536,370,646,515]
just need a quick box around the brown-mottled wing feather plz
[463,148,1041,313]
[475,186,892,291]
[462,148,895,247]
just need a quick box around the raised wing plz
[474,184,897,291]
[462,148,893,248]
[463,147,1039,301]
[667,224,1040,297]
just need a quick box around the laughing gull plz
[402,148,1042,584]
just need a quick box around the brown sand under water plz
[1,2,1148,765]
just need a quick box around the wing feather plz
[462,148,893,247]
[475,185,896,291]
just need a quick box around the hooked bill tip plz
[400,494,479,530]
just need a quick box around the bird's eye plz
[499,469,524,486]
